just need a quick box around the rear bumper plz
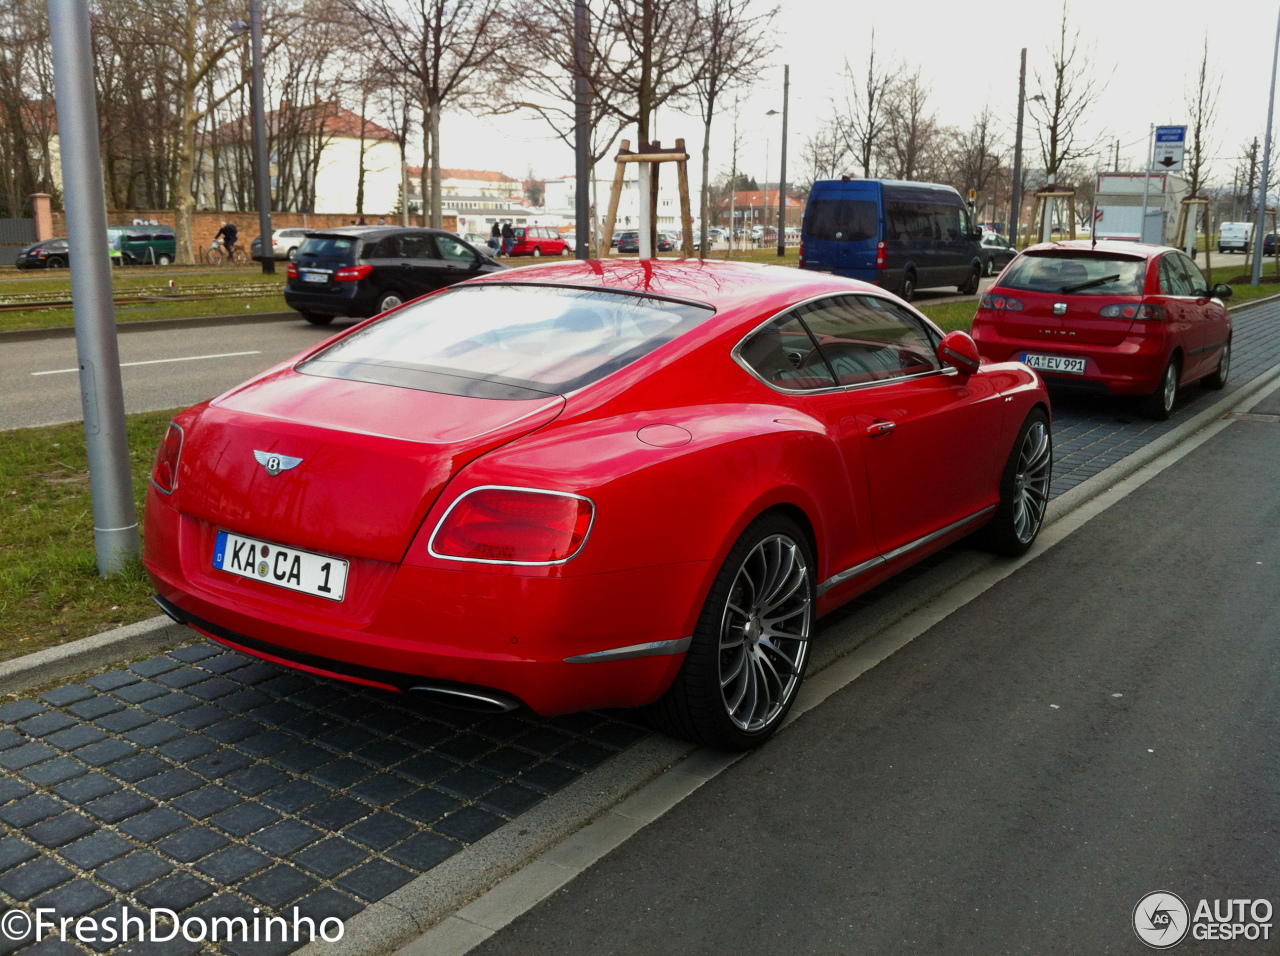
[972,323,1169,396]
[143,490,698,716]
[284,283,376,317]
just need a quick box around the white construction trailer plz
[1093,172,1190,245]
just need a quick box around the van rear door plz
[801,182,880,279]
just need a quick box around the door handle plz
[867,420,896,437]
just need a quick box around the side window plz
[435,235,478,263]
[797,295,940,386]
[1159,255,1192,296]
[398,234,432,258]
[1178,254,1207,295]
[956,205,971,237]
[932,204,961,241]
[738,313,837,391]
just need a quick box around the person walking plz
[501,221,515,256]
[214,221,238,259]
[490,221,501,254]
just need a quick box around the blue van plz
[800,179,984,301]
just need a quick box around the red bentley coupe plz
[146,260,1051,749]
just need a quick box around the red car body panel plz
[971,240,1232,395]
[145,259,1048,715]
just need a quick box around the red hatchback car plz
[145,260,1051,749]
[508,226,569,257]
[971,241,1233,419]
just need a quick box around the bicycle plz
[202,240,248,265]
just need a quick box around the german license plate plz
[302,272,328,283]
[213,531,347,601]
[1021,353,1086,375]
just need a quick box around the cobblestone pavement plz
[1,298,1276,956]
[1048,298,1280,497]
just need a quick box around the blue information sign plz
[1155,126,1187,144]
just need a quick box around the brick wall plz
[48,211,459,257]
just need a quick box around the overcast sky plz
[429,0,1279,194]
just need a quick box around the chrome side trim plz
[816,505,998,596]
[564,636,693,664]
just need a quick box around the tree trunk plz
[174,84,199,264]
[700,113,712,259]
[430,99,442,228]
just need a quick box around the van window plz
[886,202,936,241]
[804,200,877,242]
[932,204,962,241]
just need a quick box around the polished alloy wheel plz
[1012,420,1052,544]
[1218,341,1231,384]
[1161,363,1177,413]
[718,534,811,732]
[379,294,403,312]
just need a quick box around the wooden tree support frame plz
[1174,197,1211,276]
[1026,188,1078,244]
[601,138,696,259]
[1243,208,1279,282]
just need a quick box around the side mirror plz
[970,231,985,242]
[938,330,981,375]
[1211,282,1233,300]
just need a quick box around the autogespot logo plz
[1134,892,1190,949]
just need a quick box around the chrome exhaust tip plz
[409,683,521,713]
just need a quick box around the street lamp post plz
[249,1,274,275]
[775,65,789,257]
[1009,49,1026,245]
[573,0,590,260]
[47,0,140,576]
[1253,5,1280,287]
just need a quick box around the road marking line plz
[390,371,1280,956]
[31,350,261,376]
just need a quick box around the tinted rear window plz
[297,236,357,261]
[1000,253,1147,296]
[805,199,878,242]
[300,285,715,400]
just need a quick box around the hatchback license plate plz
[213,531,347,601]
[1021,353,1086,375]
[302,272,328,283]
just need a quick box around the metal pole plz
[573,0,591,259]
[400,160,409,227]
[1139,125,1154,243]
[250,0,275,274]
[776,65,789,257]
[48,0,140,576]
[1009,49,1026,246]
[1254,6,1280,286]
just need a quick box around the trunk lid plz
[290,234,360,294]
[992,289,1136,347]
[177,368,564,563]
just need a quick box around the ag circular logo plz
[1134,891,1190,949]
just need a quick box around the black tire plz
[1203,338,1231,390]
[46,256,66,268]
[900,271,917,302]
[647,512,814,750]
[979,407,1052,557]
[959,265,981,295]
[300,312,334,326]
[1140,356,1179,420]
[157,254,171,266]
[377,291,404,313]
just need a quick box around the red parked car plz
[971,241,1232,419]
[508,226,569,257]
[145,260,1051,749]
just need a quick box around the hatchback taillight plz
[334,264,374,282]
[430,487,594,564]
[1100,303,1165,321]
[876,240,887,269]
[151,422,184,494]
[979,293,1024,312]
[287,263,298,279]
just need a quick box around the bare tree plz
[951,106,1004,197]
[878,69,940,181]
[1030,7,1105,187]
[350,0,507,228]
[1184,37,1220,198]
[689,0,775,256]
[603,0,701,144]
[834,35,896,179]
[800,119,844,189]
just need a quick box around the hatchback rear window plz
[297,236,357,260]
[300,285,715,400]
[999,253,1147,296]
[804,200,878,242]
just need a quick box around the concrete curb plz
[0,615,191,696]
[1227,290,1280,312]
[0,310,300,344]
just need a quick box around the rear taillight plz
[1100,303,1165,321]
[979,293,1024,312]
[429,487,594,565]
[287,263,298,279]
[876,241,887,269]
[799,240,804,261]
[334,264,374,282]
[151,422,184,495]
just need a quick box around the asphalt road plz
[468,393,1280,955]
[0,316,358,431]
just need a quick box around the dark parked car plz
[615,231,641,253]
[1263,233,1279,256]
[15,238,70,269]
[284,227,507,325]
[980,232,1016,276]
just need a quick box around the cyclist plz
[214,221,238,259]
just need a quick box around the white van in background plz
[1219,222,1253,254]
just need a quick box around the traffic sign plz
[1153,125,1186,172]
